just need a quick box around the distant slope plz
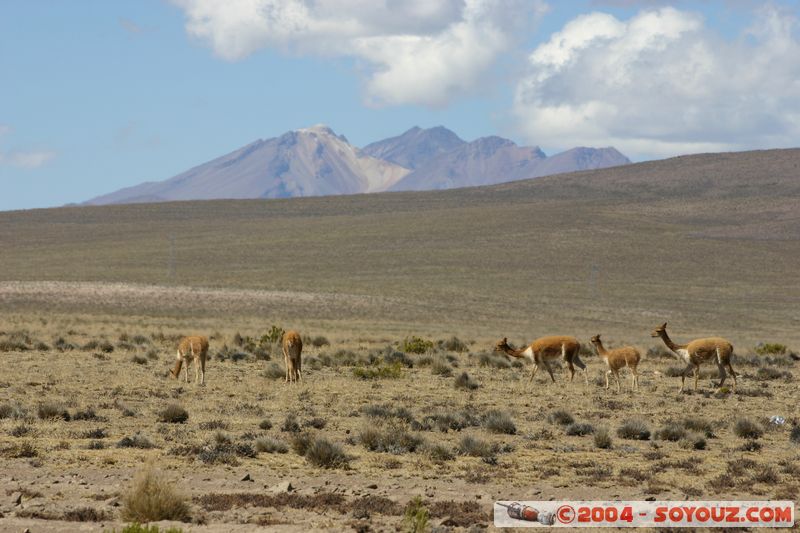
[86,125,631,205]
[389,138,627,191]
[5,148,800,344]
[361,126,466,169]
[87,125,409,204]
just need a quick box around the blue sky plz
[2,0,799,211]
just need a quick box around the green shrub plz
[403,496,430,533]
[755,343,788,355]
[401,336,434,354]
[121,465,190,523]
[260,325,285,346]
[352,362,403,379]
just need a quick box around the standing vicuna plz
[282,330,302,383]
[590,334,640,392]
[651,322,737,392]
[495,336,588,385]
[170,336,209,385]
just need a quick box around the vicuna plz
[590,334,640,392]
[170,336,209,385]
[495,335,588,385]
[282,330,302,383]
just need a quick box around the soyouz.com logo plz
[493,501,795,528]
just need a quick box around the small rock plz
[645,496,656,502]
[241,473,252,482]
[10,492,22,506]
[270,481,294,493]
[367,484,377,489]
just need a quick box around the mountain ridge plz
[85,125,630,205]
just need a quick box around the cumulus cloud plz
[170,0,548,106]
[513,5,800,159]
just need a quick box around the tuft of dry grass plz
[617,418,651,440]
[733,418,764,439]
[122,464,191,523]
[158,404,189,424]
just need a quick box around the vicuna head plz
[590,334,602,344]
[169,359,182,379]
[494,337,510,352]
[651,322,668,338]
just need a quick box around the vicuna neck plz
[499,344,525,358]
[656,330,685,352]
[592,340,608,357]
[171,359,182,377]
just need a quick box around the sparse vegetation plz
[303,436,350,469]
[121,465,191,523]
[158,404,189,424]
[255,437,289,454]
[565,422,595,436]
[402,496,430,533]
[617,419,651,440]
[37,401,70,421]
[733,418,764,439]
[594,428,612,449]
[547,409,574,426]
[400,336,434,354]
[454,371,479,390]
[482,410,516,435]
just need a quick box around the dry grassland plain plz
[0,150,799,531]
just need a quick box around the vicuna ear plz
[502,337,507,343]
[660,322,667,329]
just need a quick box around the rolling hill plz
[6,148,800,345]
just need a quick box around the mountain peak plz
[362,126,465,169]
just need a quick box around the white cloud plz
[170,0,548,106]
[0,125,56,168]
[513,6,800,159]
[3,151,56,169]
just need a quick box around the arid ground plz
[1,150,799,531]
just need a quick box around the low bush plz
[158,404,189,424]
[361,404,414,423]
[655,422,687,442]
[565,422,594,436]
[594,428,612,449]
[121,465,190,523]
[401,336,434,354]
[454,372,479,390]
[482,410,516,435]
[117,434,155,449]
[439,336,468,353]
[679,433,707,450]
[263,362,285,380]
[547,409,574,426]
[790,426,800,444]
[617,419,651,440]
[281,414,301,433]
[37,402,70,421]
[733,418,763,439]
[359,425,425,454]
[424,443,455,462]
[255,437,289,454]
[304,436,350,469]
[430,357,453,377]
[353,363,403,380]
[754,343,788,355]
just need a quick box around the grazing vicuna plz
[651,322,737,392]
[282,330,302,383]
[590,334,640,392]
[495,336,588,385]
[170,336,209,385]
